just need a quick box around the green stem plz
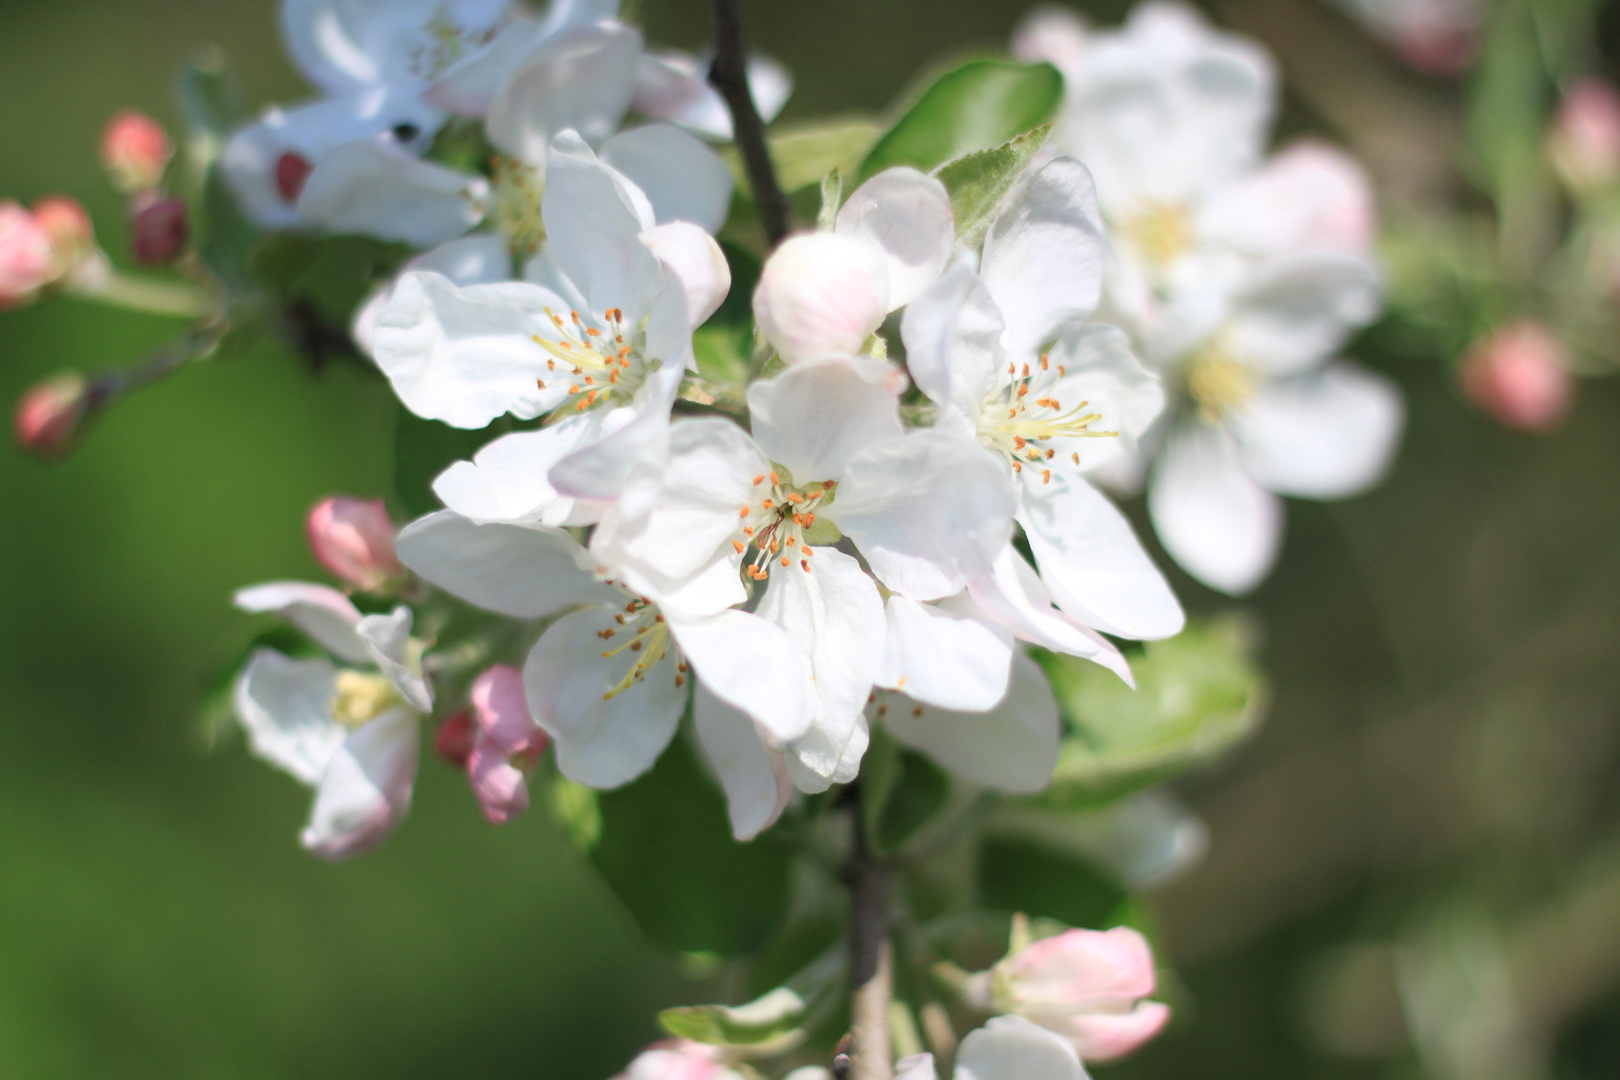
[65,253,218,319]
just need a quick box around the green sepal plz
[818,168,844,232]
[934,125,1052,250]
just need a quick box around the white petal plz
[355,606,433,712]
[523,606,686,788]
[353,234,515,356]
[834,167,954,310]
[878,595,1012,711]
[546,358,685,503]
[980,157,1108,363]
[787,712,870,794]
[882,651,1060,795]
[954,1015,1086,1080]
[1198,139,1376,256]
[967,546,1133,685]
[753,232,891,365]
[301,708,420,860]
[639,221,732,326]
[673,610,814,742]
[396,510,615,617]
[1018,472,1185,639]
[830,432,1016,602]
[234,581,368,663]
[372,271,569,428]
[693,682,792,840]
[747,356,905,484]
[895,1055,938,1080]
[433,411,621,526]
[280,0,508,95]
[542,130,665,320]
[589,416,765,586]
[1043,324,1164,474]
[1147,420,1282,595]
[233,649,345,786]
[899,261,1006,429]
[601,125,735,235]
[485,22,641,162]
[1231,361,1404,499]
[297,140,486,248]
[633,49,793,140]
[757,547,886,786]
[1223,251,1382,376]
[427,20,549,118]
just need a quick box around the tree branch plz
[848,785,894,1080]
[708,0,792,247]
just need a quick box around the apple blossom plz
[0,201,56,308]
[1459,322,1573,432]
[964,924,1170,1061]
[14,372,91,457]
[463,664,550,824]
[1549,79,1620,196]
[612,1040,748,1080]
[753,168,955,364]
[101,110,171,193]
[305,496,406,593]
[31,196,94,272]
[232,582,434,858]
[1328,0,1484,76]
[895,1016,1090,1080]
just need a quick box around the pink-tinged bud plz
[1392,24,1479,77]
[275,152,314,204]
[465,665,549,825]
[753,232,890,364]
[1459,322,1573,432]
[1549,79,1620,195]
[0,201,57,308]
[129,197,190,266]
[1011,6,1089,71]
[14,372,91,458]
[31,196,94,272]
[434,711,476,768]
[305,496,403,592]
[965,924,1171,1062]
[101,110,171,193]
[614,1041,742,1080]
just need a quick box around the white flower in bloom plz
[634,48,793,141]
[231,582,435,858]
[896,1016,1090,1080]
[753,168,956,364]
[394,511,815,795]
[372,131,730,524]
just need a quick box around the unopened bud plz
[434,711,476,768]
[0,201,57,308]
[31,196,94,272]
[1459,322,1573,432]
[129,197,190,266]
[305,496,404,592]
[1549,79,1620,196]
[275,152,314,205]
[101,110,172,193]
[1011,6,1089,70]
[14,372,91,458]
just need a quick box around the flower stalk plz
[849,783,894,1080]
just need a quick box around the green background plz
[3,1,1620,1078]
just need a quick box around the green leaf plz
[859,60,1062,181]
[590,734,792,957]
[1035,616,1267,806]
[391,403,511,520]
[817,168,844,232]
[978,837,1126,929]
[767,117,887,194]
[935,126,1051,250]
[660,987,807,1047]
[549,778,602,853]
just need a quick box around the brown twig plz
[708,0,792,247]
[848,785,894,1080]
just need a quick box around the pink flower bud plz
[966,925,1171,1062]
[1011,6,1089,71]
[129,197,190,266]
[305,497,403,592]
[14,372,91,458]
[0,201,57,308]
[753,232,890,364]
[614,1040,741,1080]
[101,110,172,193]
[434,711,476,768]
[31,196,94,272]
[1459,322,1573,432]
[465,665,549,825]
[1550,79,1620,195]
[275,152,314,205]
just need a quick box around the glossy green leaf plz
[859,60,1062,181]
[1035,616,1267,805]
[589,734,792,957]
[935,125,1051,250]
[769,117,886,194]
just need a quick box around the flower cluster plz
[1017,2,1405,595]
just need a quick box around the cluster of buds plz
[0,197,93,309]
[101,111,188,266]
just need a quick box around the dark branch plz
[708,0,792,247]
[847,782,894,1080]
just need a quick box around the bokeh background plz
[3,1,1620,1077]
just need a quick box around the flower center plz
[733,471,837,580]
[532,306,659,418]
[489,156,545,253]
[410,8,493,81]
[331,670,404,727]
[1185,344,1256,422]
[1124,202,1192,271]
[594,585,686,700]
[976,354,1118,482]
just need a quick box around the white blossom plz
[896,1016,1091,1080]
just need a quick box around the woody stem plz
[708,0,792,247]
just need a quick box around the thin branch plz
[708,0,792,247]
[848,784,894,1080]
